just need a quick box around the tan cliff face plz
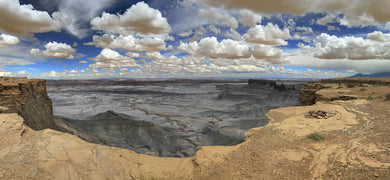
[0,77,54,130]
[0,77,390,179]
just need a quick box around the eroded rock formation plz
[48,79,304,157]
[247,79,297,91]
[299,83,324,105]
[0,77,54,130]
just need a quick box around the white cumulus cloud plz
[243,23,291,45]
[198,0,390,27]
[252,44,283,59]
[0,0,68,35]
[85,34,170,52]
[225,28,241,41]
[317,13,339,26]
[178,41,199,55]
[178,30,193,37]
[304,32,390,60]
[197,37,251,59]
[34,42,77,59]
[29,48,41,56]
[367,31,390,42]
[340,13,377,27]
[179,37,251,59]
[207,25,221,35]
[198,7,238,29]
[89,48,139,70]
[91,1,171,35]
[0,34,20,47]
[179,36,284,60]
[239,10,262,27]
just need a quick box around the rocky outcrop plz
[0,77,54,130]
[300,83,325,105]
[248,79,277,86]
[247,79,296,91]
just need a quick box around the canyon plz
[47,79,304,157]
[0,77,390,179]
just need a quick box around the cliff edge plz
[0,77,390,179]
[0,77,54,130]
[300,77,390,105]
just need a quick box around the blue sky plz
[0,0,390,79]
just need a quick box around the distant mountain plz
[351,72,390,78]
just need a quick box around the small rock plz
[305,110,336,119]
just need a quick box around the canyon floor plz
[47,80,303,157]
[0,78,390,179]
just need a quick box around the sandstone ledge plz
[0,77,54,130]
[0,78,390,179]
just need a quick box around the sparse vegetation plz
[359,88,367,92]
[347,84,355,88]
[386,93,390,101]
[307,133,324,141]
[367,96,374,101]
[336,86,343,89]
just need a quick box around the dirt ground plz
[0,78,389,179]
[187,81,390,180]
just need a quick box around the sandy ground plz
[0,79,390,179]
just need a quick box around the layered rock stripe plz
[0,77,54,130]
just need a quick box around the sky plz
[1,0,390,79]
